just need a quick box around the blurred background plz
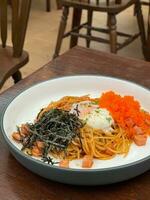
[1,0,148,92]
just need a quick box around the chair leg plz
[133,3,137,16]
[56,0,62,9]
[106,14,110,27]
[12,70,22,84]
[70,8,82,49]
[109,14,117,53]
[86,10,93,48]
[53,6,69,59]
[135,0,146,45]
[46,0,51,12]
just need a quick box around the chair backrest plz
[0,0,31,57]
[93,0,122,5]
[64,0,122,5]
[62,0,130,10]
[147,1,150,40]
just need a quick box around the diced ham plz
[36,141,45,149]
[82,155,93,168]
[133,134,147,146]
[12,132,22,141]
[133,126,143,135]
[59,159,69,168]
[32,146,42,157]
[20,124,29,136]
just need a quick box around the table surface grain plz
[0,46,150,200]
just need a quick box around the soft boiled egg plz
[70,101,114,132]
[84,108,114,132]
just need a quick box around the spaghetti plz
[52,125,131,161]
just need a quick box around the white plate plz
[1,75,150,185]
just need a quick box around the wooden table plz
[0,46,150,200]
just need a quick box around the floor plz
[1,1,149,93]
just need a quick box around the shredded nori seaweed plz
[20,108,83,164]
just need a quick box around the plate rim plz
[1,74,150,172]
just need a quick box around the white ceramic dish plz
[1,75,150,185]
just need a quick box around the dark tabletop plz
[0,46,150,200]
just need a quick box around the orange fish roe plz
[99,91,150,139]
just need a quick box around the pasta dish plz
[12,91,150,168]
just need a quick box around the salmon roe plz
[99,91,150,138]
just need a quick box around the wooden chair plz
[143,1,150,60]
[53,0,146,58]
[0,0,31,90]
[141,0,150,6]
[134,0,150,15]
[46,0,62,12]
